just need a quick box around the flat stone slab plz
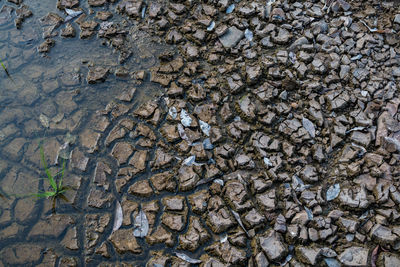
[219,26,244,48]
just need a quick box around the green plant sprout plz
[0,57,11,78]
[34,145,70,211]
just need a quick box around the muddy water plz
[0,1,168,265]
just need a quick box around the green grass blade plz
[58,189,67,195]
[40,145,57,191]
[0,58,11,77]
[58,159,66,189]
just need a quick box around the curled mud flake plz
[65,9,82,22]
[292,175,310,192]
[207,21,215,31]
[351,54,362,61]
[112,201,123,233]
[263,157,273,167]
[360,20,378,33]
[55,141,70,164]
[231,209,249,237]
[175,252,202,264]
[226,4,235,14]
[280,254,293,266]
[304,207,313,220]
[214,179,224,186]
[244,29,253,42]
[346,126,366,134]
[177,123,189,141]
[203,138,213,150]
[220,233,228,243]
[133,210,149,238]
[326,184,340,201]
[302,117,315,138]
[199,120,210,136]
[168,106,177,119]
[183,155,196,166]
[289,51,296,64]
[141,5,146,19]
[180,109,192,127]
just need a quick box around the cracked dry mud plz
[1,0,400,266]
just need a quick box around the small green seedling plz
[34,145,69,211]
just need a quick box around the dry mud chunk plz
[110,142,134,166]
[179,216,209,251]
[206,196,236,233]
[108,228,141,254]
[224,180,252,211]
[128,150,147,174]
[188,190,209,214]
[151,149,174,170]
[237,95,256,120]
[243,208,265,228]
[226,74,244,94]
[15,5,32,28]
[79,20,98,39]
[160,123,180,142]
[272,28,292,44]
[61,23,76,37]
[40,12,64,27]
[38,39,55,53]
[84,213,110,253]
[146,225,174,246]
[259,230,288,262]
[80,128,100,153]
[163,195,185,211]
[117,0,143,17]
[57,0,79,9]
[370,224,399,246]
[256,189,276,212]
[105,125,127,146]
[377,252,400,267]
[338,246,369,266]
[150,171,176,192]
[96,11,113,21]
[120,198,139,226]
[87,188,113,208]
[93,161,111,190]
[88,0,107,7]
[338,186,370,209]
[178,165,200,191]
[161,212,186,231]
[205,240,246,265]
[219,26,244,48]
[87,66,108,84]
[295,246,321,265]
[70,148,89,171]
[128,180,153,197]
[61,227,79,250]
[134,100,158,118]
[326,90,350,110]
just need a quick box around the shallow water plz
[0,1,168,265]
